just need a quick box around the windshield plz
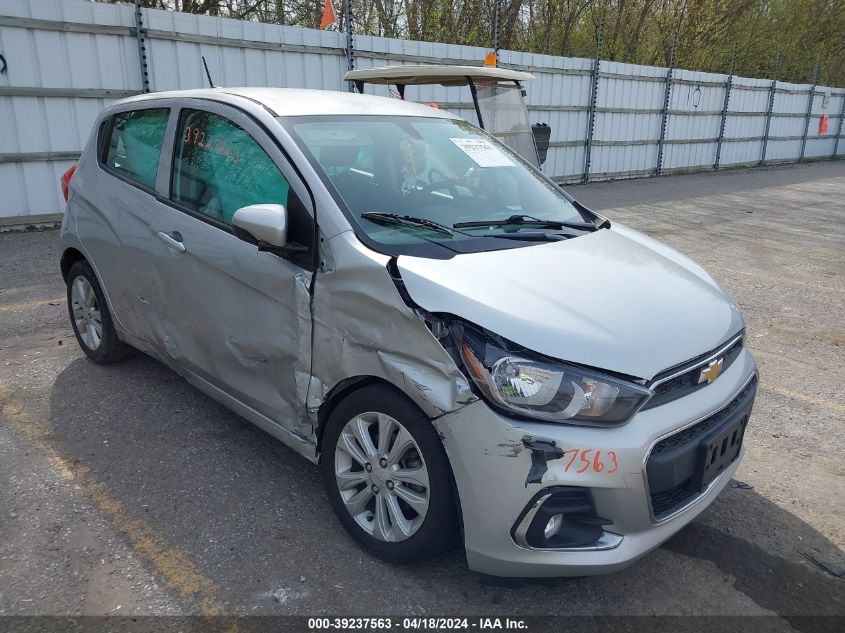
[285,115,590,257]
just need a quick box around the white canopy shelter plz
[344,65,536,86]
[344,65,545,167]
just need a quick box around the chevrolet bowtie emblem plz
[699,358,724,384]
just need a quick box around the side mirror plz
[232,204,287,249]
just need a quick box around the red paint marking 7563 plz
[563,449,618,474]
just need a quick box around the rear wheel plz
[320,385,458,563]
[66,260,132,363]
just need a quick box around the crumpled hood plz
[397,225,743,380]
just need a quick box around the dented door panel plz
[152,213,314,440]
[147,98,317,443]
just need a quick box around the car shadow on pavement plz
[46,353,844,621]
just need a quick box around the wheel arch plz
[315,375,406,456]
[314,374,465,535]
[60,246,132,348]
[60,247,86,281]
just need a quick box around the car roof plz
[345,64,535,85]
[115,87,460,119]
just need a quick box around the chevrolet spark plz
[60,87,757,577]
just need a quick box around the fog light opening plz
[512,486,613,549]
[544,514,563,539]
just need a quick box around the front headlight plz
[456,324,651,425]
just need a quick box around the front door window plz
[171,109,291,225]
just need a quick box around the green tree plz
[101,0,844,85]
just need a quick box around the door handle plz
[157,231,186,253]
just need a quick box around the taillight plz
[61,164,77,201]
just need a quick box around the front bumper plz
[433,348,757,577]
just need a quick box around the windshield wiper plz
[453,214,594,231]
[361,212,454,237]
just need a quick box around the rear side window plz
[103,108,169,189]
[171,109,290,225]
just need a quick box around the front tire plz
[320,385,458,563]
[66,260,132,364]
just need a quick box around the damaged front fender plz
[308,231,477,438]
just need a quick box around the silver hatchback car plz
[60,87,757,577]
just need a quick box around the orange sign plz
[819,114,829,134]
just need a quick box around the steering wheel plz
[418,169,460,198]
[428,168,448,185]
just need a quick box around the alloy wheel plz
[334,412,430,542]
[71,275,102,351]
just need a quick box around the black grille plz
[642,336,744,410]
[647,376,757,519]
[650,478,695,517]
[652,377,756,456]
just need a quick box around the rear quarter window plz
[102,108,170,189]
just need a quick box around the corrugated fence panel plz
[143,8,347,92]
[1,0,843,220]
[592,61,666,178]
[0,0,139,218]
[766,80,811,161]
[719,76,770,167]
[803,89,844,159]
[663,69,728,171]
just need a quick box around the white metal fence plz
[1,0,843,221]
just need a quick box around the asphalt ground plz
[1,162,843,628]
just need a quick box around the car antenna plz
[202,55,215,88]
